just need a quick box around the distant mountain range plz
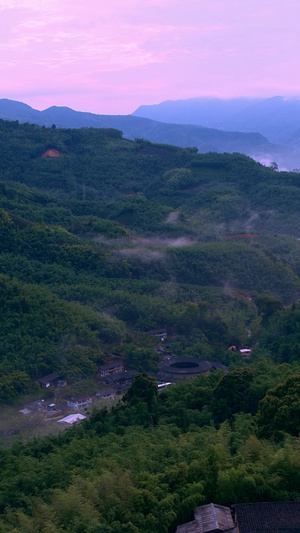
[0,98,300,170]
[133,96,300,145]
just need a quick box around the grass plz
[0,380,120,447]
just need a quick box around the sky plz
[0,0,300,115]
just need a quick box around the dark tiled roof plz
[176,520,199,532]
[176,503,235,532]
[98,363,123,371]
[235,502,300,532]
[38,373,59,384]
[68,395,92,402]
[195,504,234,531]
[109,370,137,382]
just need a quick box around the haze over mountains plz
[133,96,300,144]
[1,97,300,170]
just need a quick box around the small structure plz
[57,379,67,388]
[96,388,116,400]
[38,373,59,389]
[147,329,168,340]
[235,501,300,533]
[176,503,235,532]
[157,382,173,390]
[67,395,92,411]
[22,399,46,413]
[19,408,31,415]
[42,149,62,158]
[157,358,228,381]
[98,362,124,377]
[154,345,165,355]
[239,348,252,359]
[57,414,86,425]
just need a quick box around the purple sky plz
[1,0,300,114]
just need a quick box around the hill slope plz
[0,119,300,404]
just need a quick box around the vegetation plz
[0,119,300,531]
[0,362,299,531]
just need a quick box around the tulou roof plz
[158,358,228,377]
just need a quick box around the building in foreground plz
[176,501,300,533]
[235,501,300,533]
[176,503,235,532]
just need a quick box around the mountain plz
[133,96,300,144]
[1,98,300,170]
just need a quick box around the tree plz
[255,295,283,323]
[256,374,300,438]
[123,373,158,411]
[213,368,254,422]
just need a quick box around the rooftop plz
[158,358,228,377]
[68,394,92,402]
[57,414,86,424]
[98,362,124,370]
[235,502,300,533]
[38,373,59,384]
[176,503,235,533]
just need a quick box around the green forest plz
[1,119,300,531]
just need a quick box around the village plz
[17,329,252,430]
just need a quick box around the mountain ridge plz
[1,98,300,170]
[133,95,300,144]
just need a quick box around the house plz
[234,501,300,533]
[98,362,124,377]
[67,395,92,411]
[176,503,235,532]
[96,388,116,400]
[57,414,86,424]
[107,370,137,386]
[38,373,60,389]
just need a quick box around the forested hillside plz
[1,119,300,531]
[1,363,300,532]
[1,118,300,393]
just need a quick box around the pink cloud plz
[0,0,300,114]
